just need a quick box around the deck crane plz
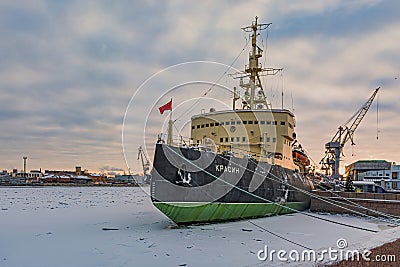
[137,146,151,184]
[320,87,380,179]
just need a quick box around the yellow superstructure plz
[191,109,297,170]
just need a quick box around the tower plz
[23,156,27,178]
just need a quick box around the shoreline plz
[0,183,143,187]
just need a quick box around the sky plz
[1,0,399,175]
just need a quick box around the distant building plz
[89,173,107,184]
[0,170,25,184]
[345,160,391,179]
[113,174,144,185]
[345,160,400,191]
[41,166,102,184]
[11,170,43,181]
[0,171,12,184]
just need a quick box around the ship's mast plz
[232,16,282,110]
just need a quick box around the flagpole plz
[167,98,173,146]
[169,98,172,121]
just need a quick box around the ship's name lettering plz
[215,165,240,173]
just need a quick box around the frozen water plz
[0,186,398,267]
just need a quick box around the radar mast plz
[231,16,282,110]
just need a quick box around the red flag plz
[158,99,172,115]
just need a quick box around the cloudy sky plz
[1,0,399,174]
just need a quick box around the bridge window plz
[220,137,223,143]
[254,120,258,124]
[210,123,214,127]
[242,137,246,142]
[248,121,253,125]
[267,121,271,125]
[201,124,205,128]
[237,120,242,125]
[225,121,230,126]
[225,137,229,142]
[260,121,265,125]
[197,125,200,129]
[192,126,195,130]
[236,137,240,142]
[206,123,209,127]
[243,121,247,124]
[281,121,286,126]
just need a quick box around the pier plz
[310,190,400,216]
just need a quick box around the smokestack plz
[23,156,27,178]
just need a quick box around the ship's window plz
[267,121,271,125]
[225,121,230,125]
[266,137,270,142]
[215,122,219,126]
[273,121,277,125]
[225,137,229,142]
[236,137,240,142]
[210,123,214,127]
[260,121,265,125]
[281,121,285,126]
[273,137,276,142]
[197,125,200,129]
[242,137,246,142]
[206,123,209,127]
[231,121,235,125]
[201,124,205,128]
[254,120,258,124]
[192,126,195,130]
[220,122,224,125]
[220,137,223,143]
[248,121,253,125]
[237,120,242,125]
[260,137,263,142]
[231,137,234,142]
[289,123,293,129]
[243,121,247,124]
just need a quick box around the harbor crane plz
[137,146,151,184]
[320,87,380,179]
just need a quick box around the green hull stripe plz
[153,202,308,224]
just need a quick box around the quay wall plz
[310,190,400,216]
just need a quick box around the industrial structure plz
[137,145,151,183]
[320,88,380,179]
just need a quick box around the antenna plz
[291,93,294,113]
[281,71,284,109]
[376,92,379,140]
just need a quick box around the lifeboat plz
[293,149,310,167]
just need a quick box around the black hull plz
[151,144,313,224]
